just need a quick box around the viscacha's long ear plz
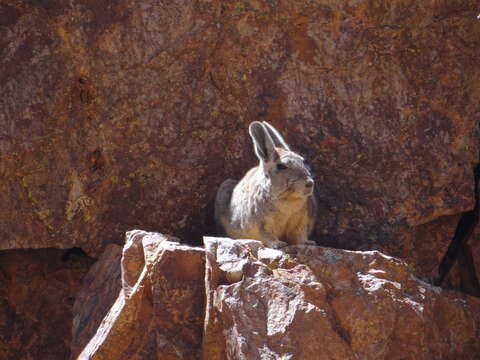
[249,121,278,163]
[262,121,290,150]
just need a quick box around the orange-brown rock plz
[2,0,480,357]
[71,244,123,359]
[72,230,205,359]
[1,0,479,281]
[0,248,94,360]
[203,237,480,360]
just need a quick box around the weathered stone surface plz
[73,230,205,360]
[203,237,480,360]
[71,244,123,359]
[387,214,461,280]
[0,248,94,360]
[1,1,478,281]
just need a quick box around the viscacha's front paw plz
[265,240,289,249]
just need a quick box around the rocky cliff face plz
[1,0,480,358]
[2,0,479,271]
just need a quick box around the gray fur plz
[261,121,290,150]
[214,121,317,249]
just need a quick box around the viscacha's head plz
[249,121,315,199]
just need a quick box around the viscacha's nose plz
[305,179,314,188]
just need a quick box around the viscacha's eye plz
[277,163,288,170]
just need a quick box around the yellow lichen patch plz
[34,209,54,230]
[35,209,50,220]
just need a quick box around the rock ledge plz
[72,231,480,359]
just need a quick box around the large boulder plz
[203,237,480,360]
[72,230,205,360]
[1,1,479,281]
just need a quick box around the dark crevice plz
[0,248,94,360]
[87,148,105,172]
[455,244,480,297]
[62,247,89,262]
[434,163,480,296]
